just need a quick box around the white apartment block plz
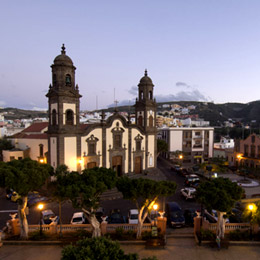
[159,127,214,164]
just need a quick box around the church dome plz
[53,44,73,65]
[139,70,153,85]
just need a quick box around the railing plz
[208,223,251,233]
[28,223,152,234]
[106,223,152,233]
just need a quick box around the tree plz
[0,158,53,239]
[0,138,14,161]
[196,177,243,238]
[61,236,157,260]
[157,139,168,157]
[47,164,70,237]
[116,177,177,239]
[56,167,117,237]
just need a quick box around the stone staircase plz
[166,227,194,239]
[99,188,123,201]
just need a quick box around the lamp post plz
[38,203,44,236]
[153,204,158,226]
[248,204,255,240]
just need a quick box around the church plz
[45,45,157,175]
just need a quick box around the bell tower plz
[46,44,82,169]
[135,70,157,133]
[135,70,157,169]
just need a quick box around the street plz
[0,159,199,229]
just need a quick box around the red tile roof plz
[22,122,48,133]
[10,133,48,139]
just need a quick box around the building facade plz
[159,127,214,164]
[233,133,260,168]
[45,45,157,175]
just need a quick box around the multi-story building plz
[159,127,214,164]
[233,133,260,168]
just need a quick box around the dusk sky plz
[1,1,260,111]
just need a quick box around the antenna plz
[114,88,118,111]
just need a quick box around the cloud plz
[176,82,191,89]
[107,99,135,108]
[128,86,138,96]
[155,89,210,102]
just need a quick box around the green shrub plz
[200,228,215,241]
[228,229,250,241]
[141,231,152,240]
[29,230,48,240]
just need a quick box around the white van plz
[70,212,85,224]
[128,209,139,224]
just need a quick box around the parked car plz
[95,207,105,223]
[166,202,185,228]
[203,209,229,224]
[184,174,200,187]
[128,209,139,224]
[41,209,59,225]
[108,209,126,224]
[228,208,243,223]
[70,212,86,224]
[10,191,22,203]
[170,165,183,174]
[180,187,196,200]
[6,188,14,200]
[183,208,198,226]
[27,194,50,207]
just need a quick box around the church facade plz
[46,45,157,175]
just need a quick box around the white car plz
[70,212,85,224]
[128,209,139,224]
[180,187,196,200]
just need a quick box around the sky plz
[1,0,260,111]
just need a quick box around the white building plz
[159,127,214,164]
[214,136,234,149]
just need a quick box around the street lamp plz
[153,204,158,226]
[248,204,255,240]
[38,203,44,236]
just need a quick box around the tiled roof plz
[22,122,48,133]
[10,133,48,139]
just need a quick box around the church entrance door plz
[87,162,96,169]
[112,156,122,176]
[134,156,142,174]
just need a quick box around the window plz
[251,145,255,158]
[114,134,121,149]
[39,144,44,157]
[65,109,74,125]
[53,74,57,86]
[138,116,143,126]
[244,145,248,157]
[195,131,201,136]
[10,156,15,161]
[135,134,143,152]
[66,74,71,86]
[18,157,23,160]
[136,141,141,151]
[149,115,153,127]
[52,109,57,125]
[140,91,143,100]
[149,91,153,100]
[252,135,255,143]
[86,135,98,156]
[205,131,209,139]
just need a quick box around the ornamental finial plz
[61,44,66,54]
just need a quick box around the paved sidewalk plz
[2,238,260,260]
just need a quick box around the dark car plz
[184,174,200,187]
[166,202,185,228]
[170,165,183,174]
[108,209,126,224]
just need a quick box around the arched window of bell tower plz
[65,109,74,125]
[65,74,72,86]
[53,74,57,86]
[149,91,153,100]
[140,91,143,100]
[138,116,143,126]
[52,109,57,125]
[149,115,153,127]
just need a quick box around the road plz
[0,159,199,229]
